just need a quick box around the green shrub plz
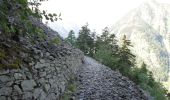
[61,77,77,100]
[50,37,61,45]
[0,49,6,60]
[129,64,168,100]
[8,59,21,69]
[0,0,61,40]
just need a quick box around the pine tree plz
[117,35,136,75]
[76,24,93,55]
[65,30,76,46]
[94,28,119,67]
[100,27,110,43]
[90,31,97,57]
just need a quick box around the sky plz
[39,0,170,37]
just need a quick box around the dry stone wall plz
[0,39,84,100]
[0,12,84,99]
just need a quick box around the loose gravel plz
[74,56,148,100]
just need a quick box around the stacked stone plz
[0,43,83,100]
[0,17,84,100]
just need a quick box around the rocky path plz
[74,56,148,100]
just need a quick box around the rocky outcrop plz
[0,19,84,99]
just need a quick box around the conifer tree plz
[76,24,93,55]
[100,27,110,43]
[65,30,76,46]
[94,28,119,67]
[89,31,97,56]
[117,35,136,75]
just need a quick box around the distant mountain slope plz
[111,0,170,82]
[45,21,80,38]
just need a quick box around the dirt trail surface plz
[74,56,148,100]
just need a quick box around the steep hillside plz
[0,16,84,100]
[111,0,170,83]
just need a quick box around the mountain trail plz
[74,56,148,100]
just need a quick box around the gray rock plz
[39,91,46,100]
[7,97,11,100]
[19,52,28,58]
[39,72,46,77]
[48,56,54,60]
[14,73,23,80]
[0,75,11,82]
[34,55,40,60]
[44,84,50,92]
[25,72,32,79]
[21,80,36,91]
[40,52,44,57]
[34,62,50,69]
[0,96,6,100]
[33,88,43,99]
[46,93,56,100]
[0,69,9,75]
[40,59,45,63]
[6,81,13,87]
[60,82,66,93]
[37,78,45,85]
[0,87,12,96]
[14,85,22,94]
[34,62,42,69]
[49,79,55,85]
[45,52,50,56]
[22,92,33,100]
[32,48,40,54]
[29,62,35,66]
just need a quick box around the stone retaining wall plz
[0,43,84,100]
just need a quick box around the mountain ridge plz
[111,0,170,83]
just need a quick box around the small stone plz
[29,62,35,66]
[0,87,12,96]
[22,92,33,99]
[49,79,55,85]
[46,93,56,100]
[34,55,40,59]
[39,91,46,100]
[40,52,44,57]
[14,85,22,94]
[40,59,45,63]
[0,69,9,75]
[0,75,11,82]
[25,72,32,79]
[19,52,28,58]
[39,72,46,77]
[45,63,51,67]
[44,84,50,92]
[34,62,50,69]
[21,80,36,91]
[33,88,43,99]
[34,62,42,69]
[37,78,45,85]
[60,82,66,93]
[49,56,54,60]
[7,97,11,100]
[0,96,6,100]
[45,52,50,56]
[6,81,13,86]
[14,73,23,80]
